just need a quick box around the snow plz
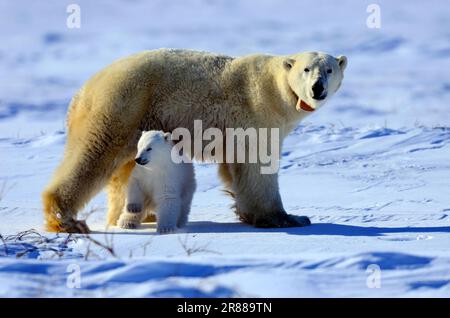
[1,0,450,297]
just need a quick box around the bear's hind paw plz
[46,217,90,234]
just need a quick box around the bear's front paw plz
[250,212,311,228]
[288,215,311,227]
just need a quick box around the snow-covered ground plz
[1,0,449,297]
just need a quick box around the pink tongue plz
[297,100,315,112]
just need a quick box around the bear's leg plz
[228,163,311,228]
[106,160,136,226]
[43,129,136,233]
[141,196,157,223]
[43,152,117,233]
[156,197,181,234]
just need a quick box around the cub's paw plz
[118,219,140,229]
[176,216,189,229]
[157,225,177,234]
[117,216,141,229]
[126,203,143,213]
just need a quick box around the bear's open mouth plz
[298,100,315,112]
[289,87,315,112]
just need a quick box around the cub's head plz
[283,52,347,112]
[135,130,173,167]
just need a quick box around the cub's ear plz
[163,132,172,142]
[283,58,295,70]
[337,55,347,72]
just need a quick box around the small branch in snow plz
[1,229,78,259]
[80,231,117,260]
[178,234,220,257]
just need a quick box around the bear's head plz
[135,130,173,167]
[283,52,347,113]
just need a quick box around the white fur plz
[117,130,196,233]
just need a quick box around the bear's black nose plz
[312,81,326,100]
[135,157,146,165]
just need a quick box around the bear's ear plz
[337,55,347,72]
[283,58,295,71]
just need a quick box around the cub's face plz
[284,52,347,113]
[135,131,173,166]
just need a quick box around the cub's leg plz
[177,180,196,228]
[156,196,181,234]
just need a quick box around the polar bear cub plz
[117,130,196,233]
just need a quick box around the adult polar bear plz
[42,49,347,233]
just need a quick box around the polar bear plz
[117,130,196,233]
[42,49,347,233]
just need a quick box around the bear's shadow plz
[94,221,450,237]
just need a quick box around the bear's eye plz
[304,68,310,73]
[146,147,152,152]
[327,69,332,74]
